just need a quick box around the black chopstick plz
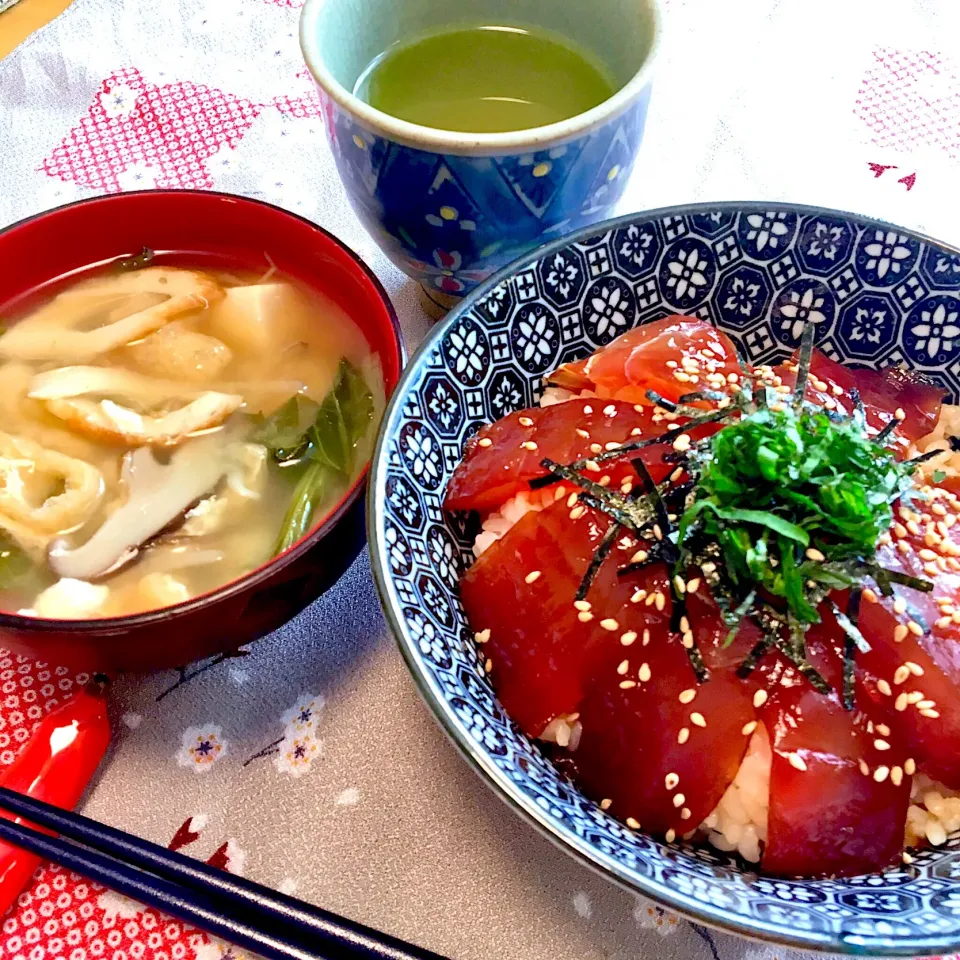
[0,786,449,960]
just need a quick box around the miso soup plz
[0,257,383,619]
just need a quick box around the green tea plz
[354,24,617,134]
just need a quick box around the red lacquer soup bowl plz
[0,190,402,673]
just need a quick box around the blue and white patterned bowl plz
[369,202,960,955]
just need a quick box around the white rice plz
[702,726,770,863]
[469,380,960,863]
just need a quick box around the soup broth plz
[0,259,383,620]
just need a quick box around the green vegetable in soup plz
[0,532,33,591]
[258,359,374,555]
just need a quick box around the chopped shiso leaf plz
[933,468,947,483]
[251,359,373,555]
[677,405,915,624]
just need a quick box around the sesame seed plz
[619,680,637,690]
[484,658,493,673]
[589,443,603,454]
[518,416,533,427]
[859,759,870,776]
[669,467,684,483]
[906,691,924,704]
[937,616,953,629]
[894,665,910,685]
[605,441,621,452]
[631,590,647,604]
[680,807,692,821]
[673,575,686,595]
[895,692,908,711]
[620,482,634,495]
[478,437,493,448]
[620,631,638,647]
[894,624,908,643]
[655,591,666,611]
[598,475,611,487]
[742,720,758,736]
[894,523,908,538]
[686,578,701,594]
[600,798,612,810]
[905,758,917,775]
[908,621,924,636]
[674,371,691,383]
[578,611,594,623]
[672,434,692,453]
[690,712,707,728]
[805,547,826,562]
[645,593,656,607]
[682,632,695,649]
[575,428,590,439]
[630,551,649,565]
[679,688,697,704]
[567,492,579,507]
[873,765,890,783]
[877,723,891,736]
[653,524,664,541]
[631,426,643,437]
[874,739,891,751]
[574,600,592,612]
[600,618,619,632]
[525,570,542,584]
[906,520,921,536]
[603,404,617,417]
[919,548,938,562]
[677,727,690,744]
[895,407,906,421]
[665,829,677,843]
[933,503,948,517]
[642,629,651,646]
[753,690,768,708]
[679,616,690,633]
[917,699,937,710]
[475,629,491,644]
[626,817,641,829]
[891,766,904,786]
[925,562,941,577]
[921,708,941,719]
[570,506,587,520]
[639,663,652,682]
[906,661,924,676]
[617,659,630,675]
[877,679,892,696]
[788,752,807,771]
[665,773,680,789]
[582,405,593,414]
[585,460,601,473]
[521,440,538,451]
[672,793,685,808]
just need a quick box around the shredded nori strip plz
[575,521,620,602]
[792,321,816,412]
[838,590,863,711]
[875,417,899,445]
[671,596,709,682]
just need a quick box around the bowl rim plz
[369,199,960,955]
[0,188,404,636]
[298,0,662,156]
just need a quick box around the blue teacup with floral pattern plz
[300,0,661,316]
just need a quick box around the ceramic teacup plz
[300,0,661,317]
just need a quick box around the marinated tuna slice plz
[551,316,743,405]
[446,398,683,514]
[459,497,622,735]
[854,488,960,788]
[757,618,912,878]
[772,349,944,444]
[575,586,759,838]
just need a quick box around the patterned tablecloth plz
[1,1,960,959]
